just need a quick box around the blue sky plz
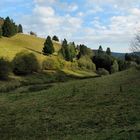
[1,0,140,52]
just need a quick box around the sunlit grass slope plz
[0,34,61,61]
[0,68,140,139]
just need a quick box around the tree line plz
[0,16,23,38]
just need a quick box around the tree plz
[106,47,111,55]
[12,51,39,75]
[30,31,37,36]
[69,42,77,61]
[98,45,103,54]
[43,36,54,55]
[52,35,59,41]
[111,60,119,74]
[61,39,71,61]
[131,31,140,52]
[18,24,23,33]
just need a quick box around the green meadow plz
[0,67,140,139]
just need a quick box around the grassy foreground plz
[0,68,140,139]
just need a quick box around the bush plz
[12,51,39,75]
[117,59,127,71]
[97,68,109,76]
[42,57,62,70]
[78,56,96,71]
[126,61,137,68]
[111,60,119,74]
[0,57,10,80]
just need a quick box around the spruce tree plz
[43,36,54,55]
[18,24,23,33]
[106,47,111,55]
[61,39,71,61]
[69,42,77,61]
[98,45,103,54]
[52,35,59,41]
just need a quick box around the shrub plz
[12,51,39,75]
[42,57,62,70]
[0,57,10,80]
[97,68,109,76]
[78,56,96,71]
[126,61,137,68]
[111,60,119,74]
[117,59,127,71]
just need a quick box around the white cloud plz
[33,6,55,17]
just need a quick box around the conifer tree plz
[43,36,54,55]
[18,24,23,33]
[106,47,111,55]
[52,35,59,41]
[61,39,71,61]
[98,45,103,54]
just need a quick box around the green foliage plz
[126,61,138,68]
[111,60,119,74]
[97,68,109,76]
[52,35,59,41]
[125,53,140,64]
[0,57,10,80]
[77,44,93,58]
[18,24,23,33]
[43,36,54,55]
[117,59,127,71]
[106,47,111,55]
[61,39,72,61]
[2,17,17,37]
[98,45,103,54]
[42,57,62,70]
[68,42,77,61]
[78,56,96,71]
[93,53,114,72]
[12,51,39,75]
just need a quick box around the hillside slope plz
[0,68,140,139]
[0,34,61,60]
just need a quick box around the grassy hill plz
[0,34,61,61]
[0,67,139,139]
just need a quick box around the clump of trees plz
[60,39,77,61]
[93,46,114,73]
[0,16,23,37]
[92,46,121,74]
[12,51,39,75]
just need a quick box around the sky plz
[1,0,140,52]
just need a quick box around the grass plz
[0,68,140,139]
[0,34,61,62]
